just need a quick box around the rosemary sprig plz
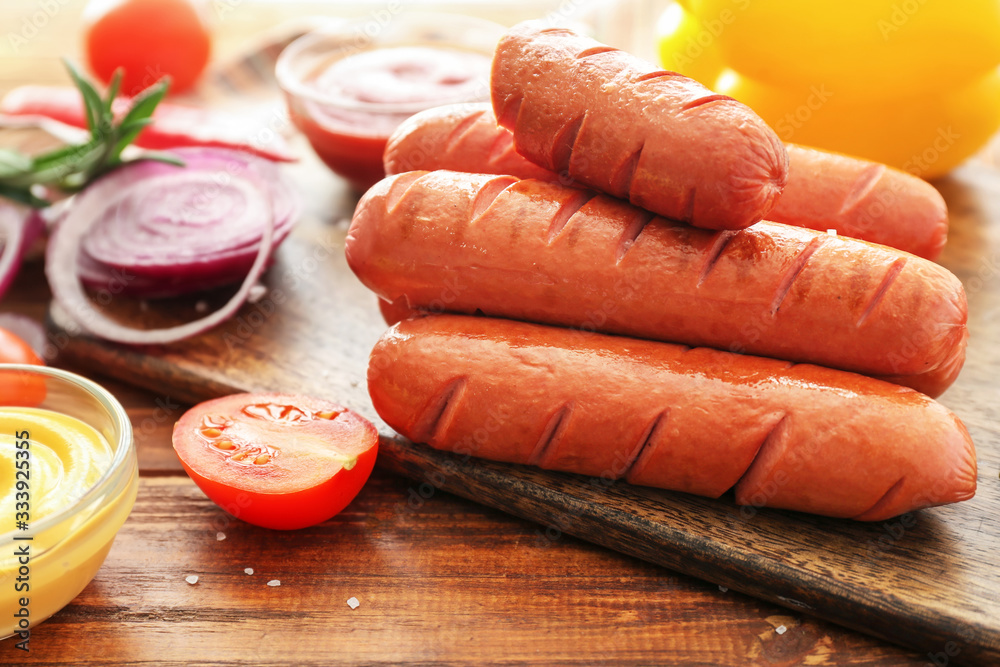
[0,60,184,208]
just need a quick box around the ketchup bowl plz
[276,12,505,191]
[0,365,137,640]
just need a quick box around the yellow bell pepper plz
[657,0,1000,177]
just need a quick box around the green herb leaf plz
[104,68,123,114]
[119,77,169,130]
[63,59,107,136]
[0,184,48,208]
[110,117,155,162]
[0,61,179,207]
[0,149,33,179]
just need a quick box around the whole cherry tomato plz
[83,0,212,96]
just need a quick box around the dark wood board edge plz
[47,315,999,666]
[374,436,998,667]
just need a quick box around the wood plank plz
[0,475,926,666]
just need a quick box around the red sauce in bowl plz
[289,46,491,191]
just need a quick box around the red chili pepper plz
[0,85,296,163]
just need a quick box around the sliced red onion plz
[46,148,284,345]
[77,147,298,297]
[0,200,31,301]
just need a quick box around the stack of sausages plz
[348,21,977,521]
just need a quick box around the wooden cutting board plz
[45,147,1000,664]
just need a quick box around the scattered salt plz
[775,625,787,635]
[185,575,199,585]
[267,579,281,587]
[216,532,226,541]
[347,597,360,609]
[244,568,254,575]
[248,284,267,304]
[718,585,728,593]
[195,300,209,313]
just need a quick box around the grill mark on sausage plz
[528,402,575,467]
[857,257,908,328]
[851,476,906,521]
[414,376,468,443]
[770,236,826,316]
[552,113,586,173]
[575,45,618,59]
[616,210,656,264]
[487,128,515,166]
[699,230,738,286]
[733,413,788,494]
[839,163,887,216]
[623,409,670,483]
[546,189,597,244]
[680,184,697,223]
[445,109,487,153]
[610,143,644,199]
[679,93,736,114]
[497,92,523,130]
[385,171,427,214]
[469,176,519,226]
[635,70,684,83]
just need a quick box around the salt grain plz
[775,625,787,635]
[826,229,837,236]
[718,585,728,593]
[185,575,199,585]
[267,579,281,587]
[195,300,209,313]
[216,532,226,541]
[244,568,254,575]
[347,597,360,609]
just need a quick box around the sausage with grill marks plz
[346,170,968,397]
[490,21,788,230]
[367,314,977,520]
[382,103,948,259]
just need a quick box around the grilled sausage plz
[383,104,948,259]
[491,21,788,230]
[368,314,977,520]
[347,171,968,397]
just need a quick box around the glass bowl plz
[276,12,506,191]
[0,364,138,640]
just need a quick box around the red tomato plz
[0,327,46,406]
[172,393,379,530]
[83,0,212,96]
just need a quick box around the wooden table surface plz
[0,2,964,665]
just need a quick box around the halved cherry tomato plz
[83,0,212,96]
[0,326,46,406]
[172,393,379,530]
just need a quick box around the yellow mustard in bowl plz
[0,365,137,645]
